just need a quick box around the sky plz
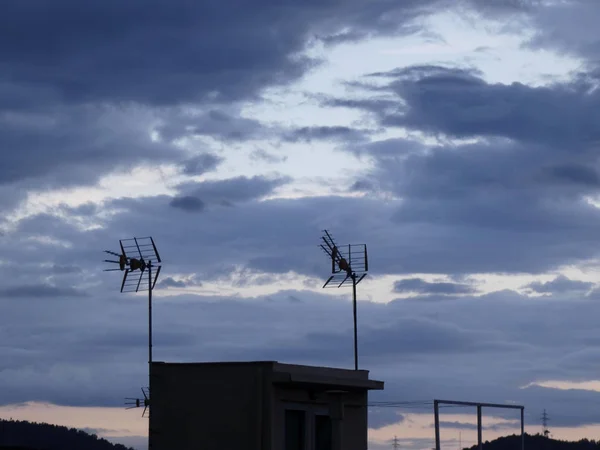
[2,0,600,449]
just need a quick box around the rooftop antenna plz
[320,229,368,371]
[104,237,162,447]
[125,387,150,418]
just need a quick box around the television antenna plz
[104,236,162,430]
[125,387,150,418]
[319,229,368,371]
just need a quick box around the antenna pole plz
[105,236,162,445]
[352,273,358,371]
[148,260,152,449]
[148,260,153,375]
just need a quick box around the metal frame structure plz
[434,399,524,450]
[319,229,368,371]
[104,236,162,448]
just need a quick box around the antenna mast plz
[320,229,368,371]
[104,236,162,449]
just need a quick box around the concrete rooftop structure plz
[149,360,384,450]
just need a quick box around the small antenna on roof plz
[319,229,368,371]
[125,387,150,418]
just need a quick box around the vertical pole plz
[477,405,482,450]
[148,262,152,372]
[148,261,152,449]
[352,274,358,371]
[434,400,440,450]
[148,261,153,376]
[521,407,525,450]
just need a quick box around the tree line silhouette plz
[466,433,600,450]
[0,418,133,450]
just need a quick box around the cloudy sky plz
[2,0,600,448]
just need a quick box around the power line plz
[369,399,433,405]
[369,400,433,409]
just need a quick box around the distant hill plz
[466,433,600,450]
[0,418,133,450]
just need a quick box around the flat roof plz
[152,360,384,391]
[153,360,277,367]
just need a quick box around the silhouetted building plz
[150,361,384,450]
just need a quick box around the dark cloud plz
[0,0,462,210]
[321,96,399,117]
[157,277,201,289]
[169,176,290,212]
[546,163,600,187]
[525,275,594,295]
[270,318,522,364]
[525,0,600,63]
[99,195,375,278]
[51,265,83,275]
[0,0,451,108]
[157,277,187,289]
[13,184,597,280]
[0,105,181,188]
[159,109,269,143]
[5,175,600,287]
[339,64,600,147]
[394,278,479,295]
[169,196,205,213]
[180,153,223,176]
[283,126,373,143]
[368,410,405,431]
[249,149,288,164]
[0,284,84,298]
[231,272,279,288]
[174,175,291,207]
[348,179,376,192]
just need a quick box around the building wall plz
[150,362,270,450]
[341,398,369,450]
[272,386,369,450]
